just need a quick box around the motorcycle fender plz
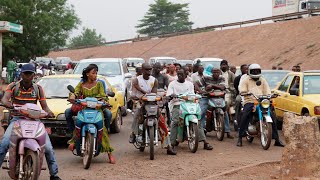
[19,139,40,155]
[264,115,273,123]
[185,115,198,127]
[147,118,155,127]
[82,124,97,137]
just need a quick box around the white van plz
[193,58,223,69]
[149,57,177,66]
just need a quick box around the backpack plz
[13,81,40,102]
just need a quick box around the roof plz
[79,58,122,62]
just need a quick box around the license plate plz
[46,127,52,135]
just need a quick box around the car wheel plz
[111,109,122,133]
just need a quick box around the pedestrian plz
[229,65,237,75]
[6,58,17,84]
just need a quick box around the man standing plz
[6,58,17,83]
[167,69,213,151]
[229,65,237,75]
[0,63,61,180]
[152,62,169,89]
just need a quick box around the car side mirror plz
[289,89,299,96]
[67,85,75,93]
[124,73,132,78]
[107,91,115,97]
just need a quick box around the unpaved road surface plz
[0,112,285,180]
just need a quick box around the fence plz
[56,9,320,51]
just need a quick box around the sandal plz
[108,153,116,164]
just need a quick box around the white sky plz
[67,0,272,41]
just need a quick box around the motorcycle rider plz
[129,63,176,155]
[0,63,61,180]
[167,68,213,150]
[193,64,207,129]
[237,64,284,147]
[204,68,234,139]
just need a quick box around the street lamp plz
[0,21,23,75]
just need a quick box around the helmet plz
[248,64,261,79]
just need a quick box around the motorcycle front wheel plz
[83,133,94,169]
[260,121,272,150]
[148,126,155,160]
[22,150,40,180]
[188,122,199,153]
[216,113,225,141]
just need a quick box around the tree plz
[0,0,79,63]
[136,0,193,36]
[68,27,106,48]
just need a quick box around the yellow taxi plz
[36,74,124,137]
[273,71,320,126]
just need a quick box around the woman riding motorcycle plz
[65,64,115,164]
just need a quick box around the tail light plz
[314,106,320,115]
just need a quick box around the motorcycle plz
[206,90,226,141]
[133,93,161,160]
[243,93,276,150]
[67,85,115,169]
[1,103,48,180]
[172,93,201,153]
[156,89,168,127]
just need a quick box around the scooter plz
[206,90,226,141]
[243,93,276,150]
[1,103,48,180]
[133,93,161,160]
[174,93,201,153]
[67,85,115,169]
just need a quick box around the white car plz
[193,58,223,69]
[73,58,132,116]
[149,57,177,66]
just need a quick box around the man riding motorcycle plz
[237,64,284,147]
[0,63,61,180]
[204,68,234,139]
[167,68,213,151]
[129,63,176,155]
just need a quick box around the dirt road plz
[0,113,285,180]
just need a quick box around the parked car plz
[149,57,177,66]
[56,57,72,71]
[34,74,124,137]
[123,58,144,67]
[192,58,223,69]
[272,71,320,129]
[262,70,291,89]
[35,57,56,67]
[73,58,132,116]
[176,60,193,66]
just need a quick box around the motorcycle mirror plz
[256,80,262,86]
[107,91,115,97]
[67,85,75,93]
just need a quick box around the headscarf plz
[204,64,213,76]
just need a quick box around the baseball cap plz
[21,63,35,73]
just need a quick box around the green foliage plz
[68,27,106,48]
[136,0,193,36]
[0,0,80,63]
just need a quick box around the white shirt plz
[167,80,194,107]
[132,75,156,99]
[222,71,229,88]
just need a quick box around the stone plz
[280,113,320,179]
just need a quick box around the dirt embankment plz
[48,16,320,70]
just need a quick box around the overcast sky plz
[67,0,272,41]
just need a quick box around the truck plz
[272,0,320,17]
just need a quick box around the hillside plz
[48,16,320,70]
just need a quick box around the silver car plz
[73,58,132,116]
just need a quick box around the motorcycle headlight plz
[113,83,123,91]
[261,99,270,109]
[56,114,66,120]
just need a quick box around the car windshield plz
[202,61,222,70]
[74,61,121,76]
[127,60,144,67]
[158,59,175,65]
[261,71,290,89]
[177,60,193,66]
[303,75,320,94]
[37,78,80,98]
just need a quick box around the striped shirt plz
[6,82,46,105]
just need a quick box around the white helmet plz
[248,64,261,79]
